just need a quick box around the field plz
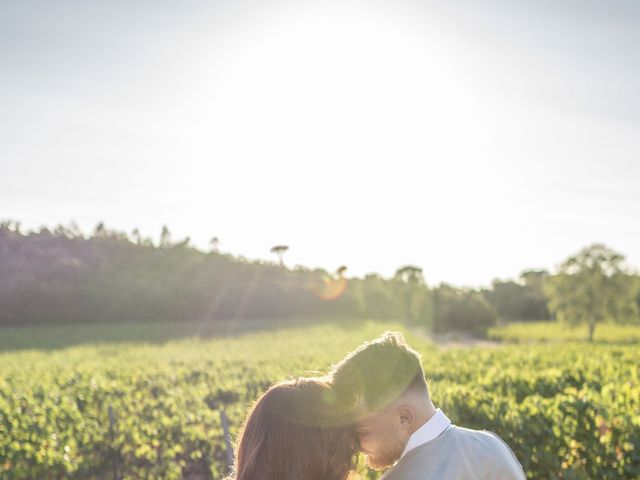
[1,320,639,479]
[488,321,640,343]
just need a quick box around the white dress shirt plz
[400,408,452,459]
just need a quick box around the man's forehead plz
[356,411,385,428]
[348,393,398,425]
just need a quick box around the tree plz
[361,273,403,319]
[544,244,640,341]
[270,245,289,267]
[433,284,498,334]
[67,221,81,238]
[160,225,172,249]
[209,236,219,253]
[132,228,142,246]
[520,269,549,290]
[175,236,191,249]
[395,265,423,285]
[0,220,22,234]
[394,265,425,324]
[483,270,550,322]
[313,266,349,302]
[93,222,106,237]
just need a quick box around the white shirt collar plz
[400,409,452,459]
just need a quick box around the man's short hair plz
[330,331,428,418]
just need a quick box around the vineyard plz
[1,320,638,479]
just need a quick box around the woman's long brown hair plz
[231,377,358,480]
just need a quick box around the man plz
[330,332,526,480]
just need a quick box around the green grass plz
[0,317,360,351]
[488,320,640,343]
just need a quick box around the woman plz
[229,377,359,480]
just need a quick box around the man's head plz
[330,332,433,469]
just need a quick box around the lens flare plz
[314,276,348,301]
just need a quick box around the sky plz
[2,0,639,287]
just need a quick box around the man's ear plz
[397,405,415,430]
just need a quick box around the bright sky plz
[2,0,639,287]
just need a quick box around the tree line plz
[0,220,638,339]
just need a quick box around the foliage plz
[393,265,430,325]
[432,284,498,334]
[434,344,640,480]
[359,274,404,319]
[483,270,551,322]
[269,245,289,267]
[3,222,640,338]
[0,224,398,326]
[1,321,638,480]
[544,244,640,341]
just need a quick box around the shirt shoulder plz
[382,426,526,480]
[446,426,526,478]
